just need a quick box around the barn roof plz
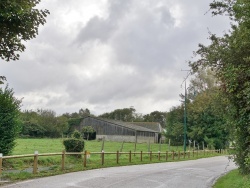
[83,116,158,133]
[130,122,163,133]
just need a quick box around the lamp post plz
[181,70,190,152]
[184,80,187,152]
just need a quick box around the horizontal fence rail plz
[0,149,228,175]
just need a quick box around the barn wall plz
[97,135,155,143]
[97,135,136,142]
[79,117,157,143]
[80,118,135,136]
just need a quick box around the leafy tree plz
[165,106,184,145]
[187,88,230,149]
[0,0,50,61]
[36,109,58,137]
[81,126,96,140]
[143,111,166,127]
[99,107,136,122]
[79,108,90,117]
[0,85,21,155]
[20,110,45,137]
[55,115,69,137]
[0,76,7,84]
[189,0,250,174]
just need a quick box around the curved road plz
[3,156,236,188]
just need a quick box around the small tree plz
[0,85,22,155]
[82,126,96,140]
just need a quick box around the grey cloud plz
[75,0,133,44]
[1,0,231,115]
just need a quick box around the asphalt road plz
[3,156,236,188]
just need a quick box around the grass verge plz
[213,169,250,188]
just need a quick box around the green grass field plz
[12,138,180,155]
[0,138,225,183]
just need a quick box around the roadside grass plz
[213,169,250,188]
[0,138,225,183]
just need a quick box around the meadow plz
[1,138,225,183]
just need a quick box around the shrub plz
[63,130,84,157]
[72,130,82,139]
[63,138,85,153]
[0,85,22,155]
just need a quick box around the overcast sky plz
[1,0,231,116]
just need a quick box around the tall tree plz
[0,0,49,61]
[99,107,136,122]
[0,85,21,155]
[20,110,45,137]
[189,0,250,174]
[165,106,184,145]
[143,111,166,127]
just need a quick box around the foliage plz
[187,88,230,149]
[165,106,184,145]
[99,107,136,121]
[81,126,96,140]
[72,130,82,139]
[143,111,167,127]
[0,85,22,155]
[189,0,250,174]
[63,130,84,154]
[0,76,7,84]
[19,109,69,138]
[19,110,45,137]
[63,139,85,153]
[67,118,82,135]
[0,0,50,61]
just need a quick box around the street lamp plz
[184,80,187,152]
[181,70,191,152]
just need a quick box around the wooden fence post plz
[129,151,132,163]
[166,151,168,161]
[158,151,161,161]
[178,151,180,160]
[0,153,2,176]
[172,151,175,160]
[101,150,104,165]
[150,151,152,161]
[140,151,143,161]
[134,142,137,156]
[62,150,65,170]
[116,151,119,164]
[193,150,194,157]
[33,151,38,174]
[83,150,87,167]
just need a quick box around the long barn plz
[78,116,160,143]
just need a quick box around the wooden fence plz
[0,149,227,175]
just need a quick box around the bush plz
[0,85,21,155]
[63,138,85,153]
[72,130,82,139]
[63,130,84,157]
